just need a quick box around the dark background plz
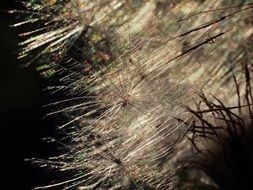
[0,1,56,189]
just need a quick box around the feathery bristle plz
[12,0,253,189]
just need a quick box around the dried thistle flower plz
[12,0,253,189]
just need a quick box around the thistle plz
[12,0,253,189]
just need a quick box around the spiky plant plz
[178,62,253,190]
[11,0,253,189]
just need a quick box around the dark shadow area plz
[0,1,57,189]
